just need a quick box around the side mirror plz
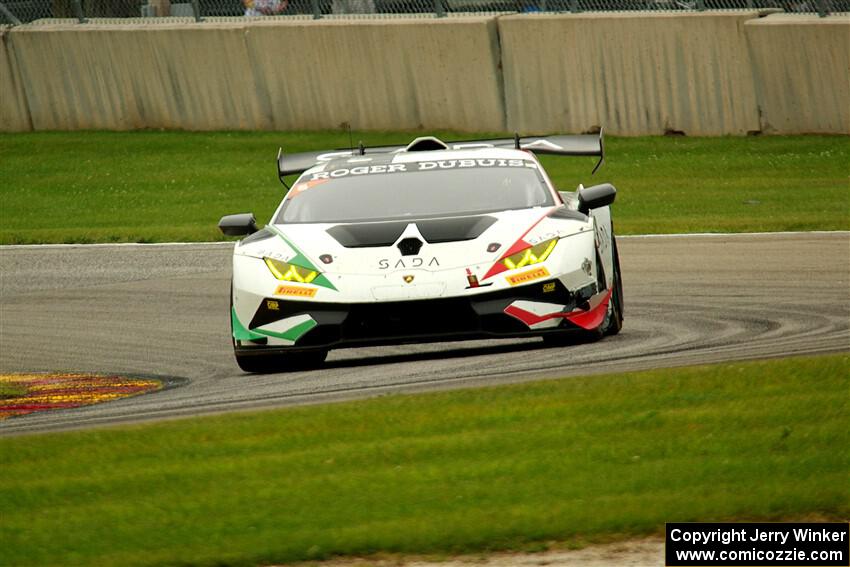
[218,213,258,236]
[577,183,616,214]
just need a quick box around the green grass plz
[1,354,847,566]
[0,131,847,244]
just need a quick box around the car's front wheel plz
[587,236,624,339]
[602,235,624,336]
[542,235,623,346]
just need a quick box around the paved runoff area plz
[0,232,848,435]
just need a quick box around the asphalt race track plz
[1,232,848,436]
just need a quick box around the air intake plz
[397,237,423,256]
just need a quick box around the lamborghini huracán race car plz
[219,133,623,372]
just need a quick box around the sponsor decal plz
[310,159,534,181]
[315,150,360,163]
[379,257,440,270]
[416,159,528,170]
[256,248,294,263]
[543,282,556,293]
[274,285,317,298]
[527,231,559,245]
[266,300,280,311]
[310,163,407,180]
[506,266,550,286]
[521,139,566,152]
[465,268,492,289]
[403,275,415,284]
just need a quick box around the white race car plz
[220,133,622,373]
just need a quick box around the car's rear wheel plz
[235,349,328,374]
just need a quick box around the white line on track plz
[620,230,849,239]
[1,231,847,250]
[0,241,236,250]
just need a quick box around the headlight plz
[502,238,558,270]
[264,257,319,284]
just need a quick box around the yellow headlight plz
[264,258,318,284]
[502,238,558,270]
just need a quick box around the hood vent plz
[327,215,497,248]
[418,215,496,243]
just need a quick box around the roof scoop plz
[405,136,449,152]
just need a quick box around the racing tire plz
[234,349,328,374]
[602,235,624,336]
[585,235,624,340]
[584,248,623,341]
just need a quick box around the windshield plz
[275,159,554,224]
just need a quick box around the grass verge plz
[0,131,847,244]
[1,354,847,566]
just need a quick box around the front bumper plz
[234,277,606,355]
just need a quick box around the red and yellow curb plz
[0,373,162,420]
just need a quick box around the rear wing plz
[276,131,605,181]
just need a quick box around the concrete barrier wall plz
[499,12,763,136]
[0,27,31,131]
[2,14,848,134]
[244,17,505,132]
[5,17,504,132]
[745,14,850,134]
[10,23,270,130]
